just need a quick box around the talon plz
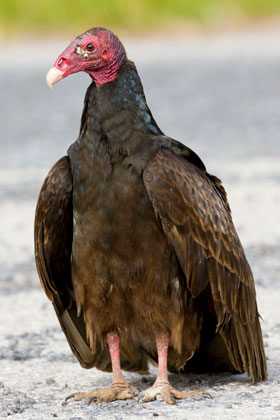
[130,385,139,396]
[62,393,75,405]
[202,392,213,399]
[137,392,144,401]
[171,395,176,404]
[88,396,98,405]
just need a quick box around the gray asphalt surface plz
[1,30,280,286]
[0,30,280,419]
[1,32,280,171]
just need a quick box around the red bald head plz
[46,27,127,88]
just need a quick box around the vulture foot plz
[140,381,201,405]
[74,381,139,404]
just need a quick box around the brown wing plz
[34,156,99,369]
[143,149,267,383]
[34,156,148,374]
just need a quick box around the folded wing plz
[34,156,98,368]
[144,149,267,383]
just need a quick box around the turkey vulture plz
[35,27,267,404]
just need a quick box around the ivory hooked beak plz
[46,67,64,88]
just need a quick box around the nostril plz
[56,57,69,70]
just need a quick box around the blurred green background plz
[1,0,280,37]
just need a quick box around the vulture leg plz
[141,333,201,404]
[74,332,138,404]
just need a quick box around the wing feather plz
[34,156,97,368]
[144,149,266,383]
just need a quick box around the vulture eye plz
[86,44,95,52]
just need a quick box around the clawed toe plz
[62,393,75,406]
[67,382,139,404]
[140,382,202,405]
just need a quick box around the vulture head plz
[46,27,127,88]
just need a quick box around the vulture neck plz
[74,61,162,155]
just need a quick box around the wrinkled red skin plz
[52,27,127,86]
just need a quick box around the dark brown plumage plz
[35,27,266,404]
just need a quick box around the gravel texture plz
[0,29,280,419]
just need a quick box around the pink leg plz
[73,331,138,403]
[107,332,127,385]
[141,333,201,404]
[154,333,169,385]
